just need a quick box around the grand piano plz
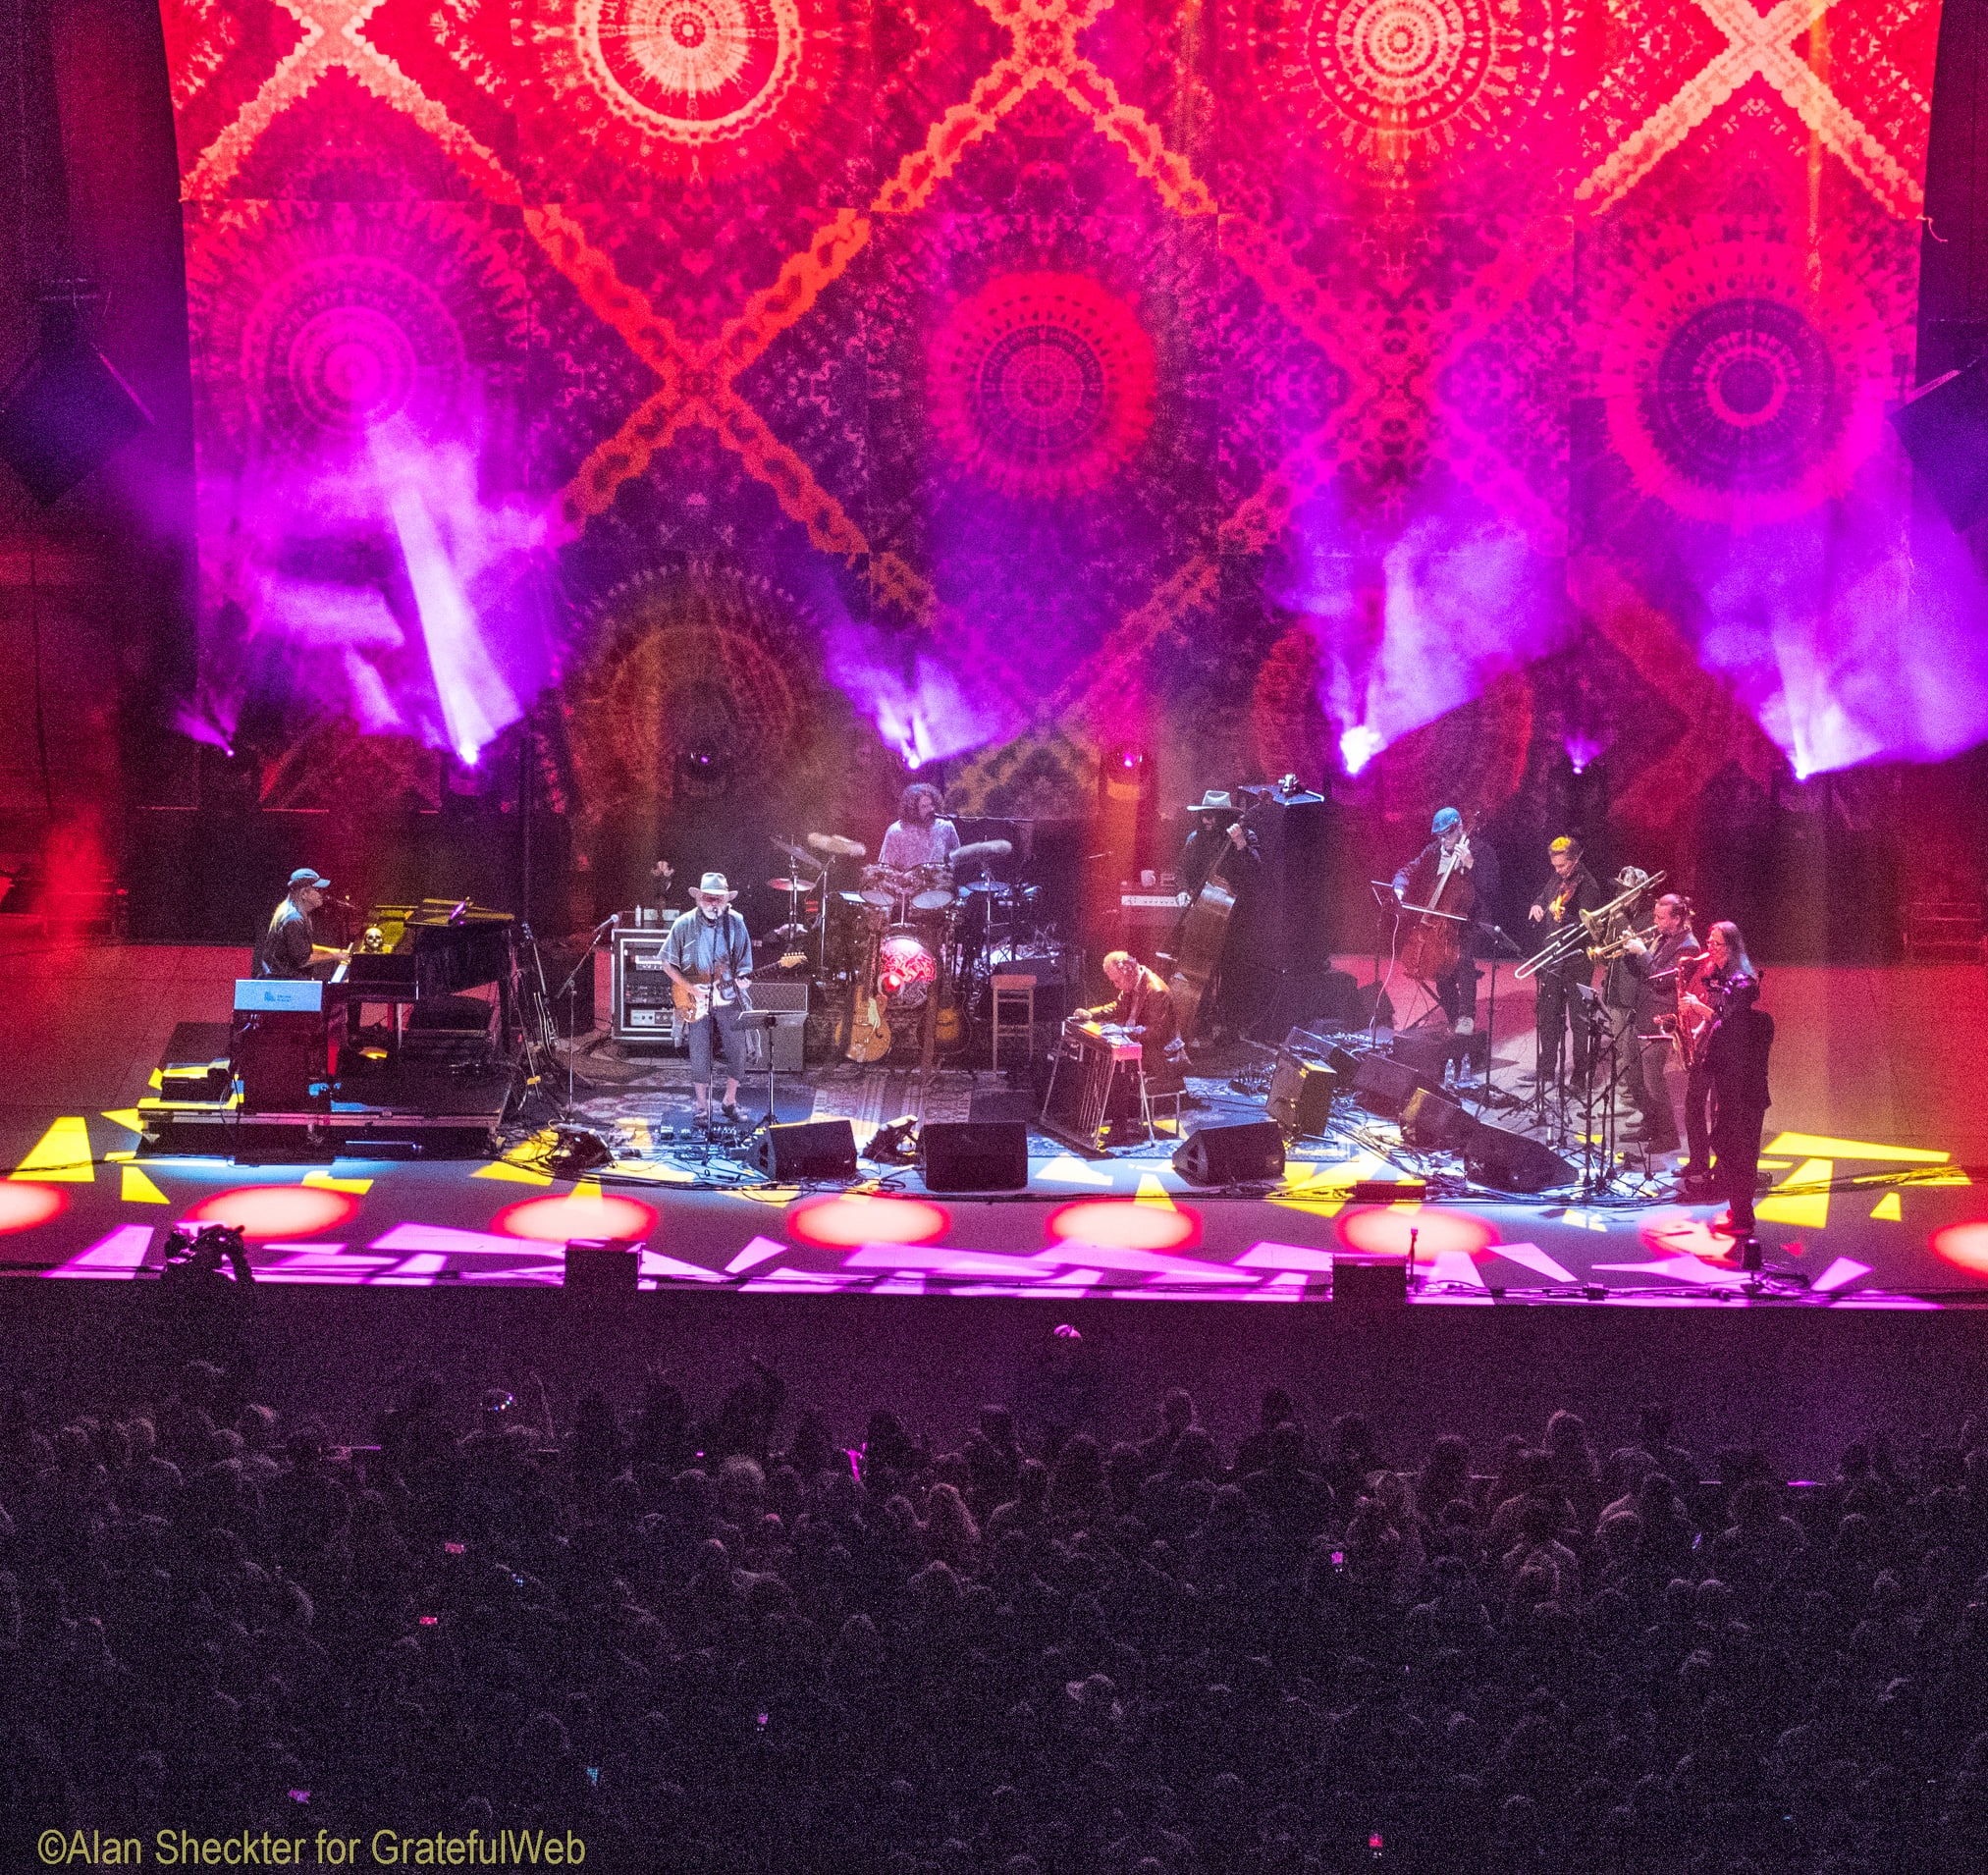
[343,899,516,998]
[339,899,517,1052]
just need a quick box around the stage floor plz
[0,939,1982,1306]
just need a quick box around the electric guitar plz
[672,961,751,1024]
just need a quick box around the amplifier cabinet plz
[740,980,808,1074]
[612,932,681,1046]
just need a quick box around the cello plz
[1398,815,1479,985]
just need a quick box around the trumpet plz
[1515,870,1664,980]
[1588,919,1659,963]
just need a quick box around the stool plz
[1140,1073,1186,1141]
[991,974,1035,1071]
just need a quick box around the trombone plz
[1515,870,1664,980]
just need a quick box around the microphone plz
[326,894,360,910]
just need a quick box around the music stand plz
[734,1009,780,1140]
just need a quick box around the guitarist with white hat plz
[663,873,754,1129]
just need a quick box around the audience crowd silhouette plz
[3,1349,1986,1873]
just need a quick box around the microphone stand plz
[549,914,619,1104]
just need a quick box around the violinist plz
[1393,807,1501,1032]
[1527,835,1604,1091]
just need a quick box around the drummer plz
[879,781,960,875]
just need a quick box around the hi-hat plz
[768,877,816,893]
[809,831,867,858]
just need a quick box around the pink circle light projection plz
[1046,1200,1202,1253]
[1930,1219,1988,1278]
[188,1186,360,1240]
[787,1194,949,1247]
[0,1184,69,1233]
[495,1193,660,1242]
[1335,1205,1496,1258]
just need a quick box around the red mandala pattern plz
[927,272,1158,500]
[1274,0,1552,181]
[523,0,854,187]
[1594,240,1895,527]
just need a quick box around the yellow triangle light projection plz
[12,1116,94,1182]
[1757,1159,1832,1228]
[121,1164,170,1204]
[1870,1192,1903,1220]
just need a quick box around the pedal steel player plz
[663,873,754,1131]
[1077,951,1185,1140]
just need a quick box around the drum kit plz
[763,829,1023,1055]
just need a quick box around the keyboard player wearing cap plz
[252,868,349,980]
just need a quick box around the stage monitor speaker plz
[1464,1123,1576,1194]
[1891,356,1988,531]
[1267,1051,1337,1137]
[1333,1255,1407,1307]
[564,1237,639,1291]
[753,1119,858,1181]
[1350,1054,1429,1119]
[1401,1086,1477,1152]
[1172,1119,1286,1186]
[922,1121,1029,1193]
[0,307,154,505]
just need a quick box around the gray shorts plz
[688,996,750,1086]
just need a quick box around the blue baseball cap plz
[1431,808,1462,834]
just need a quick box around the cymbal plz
[809,831,867,858]
[771,836,817,866]
[951,839,1013,870]
[768,877,816,893]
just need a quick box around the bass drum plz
[878,926,938,1010]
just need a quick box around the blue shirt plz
[664,908,751,986]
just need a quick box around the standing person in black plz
[1527,836,1603,1092]
[1177,787,1260,899]
[252,868,347,979]
[1684,923,1771,1241]
[1392,806,1502,1033]
[1169,788,1262,1034]
[1614,891,1697,1153]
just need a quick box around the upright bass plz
[1166,796,1262,1047]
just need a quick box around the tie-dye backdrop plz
[155,0,1973,844]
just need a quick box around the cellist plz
[1393,807,1500,1034]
